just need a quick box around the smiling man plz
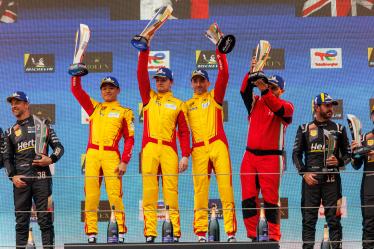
[71,76,135,243]
[137,48,190,243]
[3,91,64,249]
[185,48,237,243]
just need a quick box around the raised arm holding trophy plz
[185,22,237,243]
[68,24,135,244]
[134,6,191,243]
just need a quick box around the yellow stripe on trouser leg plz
[160,145,180,237]
[210,140,237,235]
[101,150,126,234]
[84,149,102,235]
[142,142,161,237]
[192,146,210,235]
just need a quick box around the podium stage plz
[64,242,279,249]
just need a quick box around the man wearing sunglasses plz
[240,58,294,245]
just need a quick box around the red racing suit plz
[239,73,294,241]
[71,76,135,235]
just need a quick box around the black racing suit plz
[292,119,350,249]
[3,116,64,249]
[351,129,374,249]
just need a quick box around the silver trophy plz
[249,40,271,83]
[347,114,373,157]
[68,24,91,76]
[33,115,49,160]
[131,5,173,51]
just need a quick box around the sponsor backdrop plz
[0,0,374,248]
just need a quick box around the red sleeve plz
[71,76,95,116]
[177,110,191,157]
[262,90,294,124]
[137,49,151,105]
[213,49,229,104]
[121,118,134,164]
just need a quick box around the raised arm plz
[213,49,229,105]
[121,110,135,164]
[137,49,151,105]
[261,90,294,125]
[240,73,257,115]
[71,76,96,116]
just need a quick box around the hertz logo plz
[17,139,35,152]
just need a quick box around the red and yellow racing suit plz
[71,76,134,235]
[137,49,190,238]
[185,49,237,237]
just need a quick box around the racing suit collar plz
[313,119,330,127]
[16,115,33,126]
[102,100,120,107]
[157,91,173,98]
[193,91,209,99]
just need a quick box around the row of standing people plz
[1,38,373,249]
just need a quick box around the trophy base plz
[131,35,149,51]
[248,71,268,84]
[217,35,236,54]
[68,63,88,77]
[34,154,42,160]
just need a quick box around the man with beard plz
[240,58,293,244]
[292,93,350,249]
[351,105,374,249]
[3,91,64,248]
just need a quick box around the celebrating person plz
[71,76,135,243]
[185,48,237,242]
[136,43,190,243]
[3,91,64,248]
[240,57,294,244]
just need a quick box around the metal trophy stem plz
[68,24,90,76]
[33,115,48,160]
[131,5,173,51]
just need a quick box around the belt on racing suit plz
[246,147,283,156]
[192,135,221,148]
